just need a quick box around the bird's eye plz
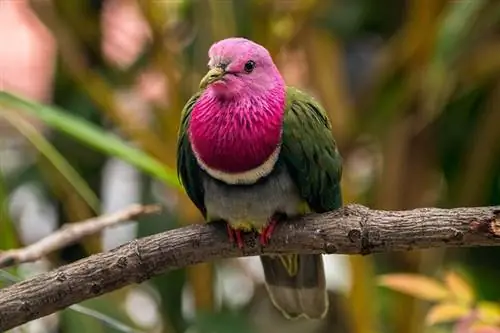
[244,60,255,73]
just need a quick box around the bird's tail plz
[260,254,328,320]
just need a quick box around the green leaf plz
[422,0,488,122]
[434,0,487,63]
[0,269,18,287]
[0,91,181,189]
[1,113,100,212]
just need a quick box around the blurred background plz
[1,0,500,332]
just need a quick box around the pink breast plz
[189,95,284,173]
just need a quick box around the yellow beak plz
[199,67,225,89]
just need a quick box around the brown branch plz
[0,204,161,269]
[1,204,500,331]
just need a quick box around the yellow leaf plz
[477,302,500,326]
[445,271,475,305]
[425,302,470,325]
[378,274,450,301]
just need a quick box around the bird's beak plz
[199,67,225,89]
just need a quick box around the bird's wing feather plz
[176,91,207,217]
[263,87,342,319]
[281,86,343,212]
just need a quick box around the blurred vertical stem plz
[398,0,444,66]
[249,1,274,53]
[348,257,377,333]
[459,40,500,86]
[374,115,418,333]
[302,26,352,146]
[341,177,377,333]
[455,81,500,206]
[208,0,236,41]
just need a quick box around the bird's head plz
[199,38,284,98]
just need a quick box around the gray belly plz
[202,167,303,229]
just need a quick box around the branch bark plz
[1,204,500,331]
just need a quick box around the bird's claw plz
[259,219,278,246]
[226,218,279,248]
[226,223,245,249]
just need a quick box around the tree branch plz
[0,204,161,269]
[1,204,500,331]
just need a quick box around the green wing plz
[281,87,343,212]
[176,91,207,217]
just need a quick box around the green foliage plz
[0,92,180,190]
[1,112,100,211]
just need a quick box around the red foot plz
[226,223,245,249]
[259,219,278,246]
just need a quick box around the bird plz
[176,37,343,320]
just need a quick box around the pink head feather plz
[188,38,286,174]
